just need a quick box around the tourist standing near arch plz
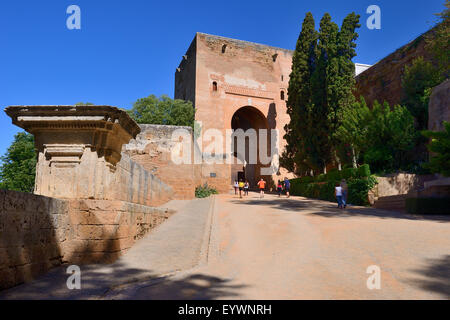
[239,179,245,198]
[277,180,283,197]
[234,180,239,195]
[284,177,290,198]
[335,183,343,209]
[244,181,249,196]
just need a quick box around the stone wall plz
[125,124,202,199]
[355,28,435,107]
[373,173,437,198]
[0,190,70,290]
[428,80,450,132]
[0,190,173,290]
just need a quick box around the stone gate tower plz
[175,33,294,190]
[175,32,370,191]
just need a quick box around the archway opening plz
[231,106,270,187]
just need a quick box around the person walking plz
[238,179,245,198]
[335,183,343,209]
[284,177,290,198]
[244,181,249,196]
[257,178,266,198]
[277,180,283,197]
[233,180,239,195]
[341,179,348,208]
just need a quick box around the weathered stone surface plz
[0,190,175,291]
[355,28,435,107]
[428,80,450,132]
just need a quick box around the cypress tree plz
[282,12,318,175]
[310,13,339,173]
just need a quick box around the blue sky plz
[0,0,445,157]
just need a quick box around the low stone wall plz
[374,173,437,198]
[125,124,202,199]
[0,190,174,290]
[65,199,173,264]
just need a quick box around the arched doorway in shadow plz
[231,106,270,187]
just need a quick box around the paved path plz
[104,193,450,300]
[2,193,449,300]
[0,197,214,300]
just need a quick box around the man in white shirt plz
[335,183,344,209]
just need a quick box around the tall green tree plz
[128,95,195,128]
[282,12,361,175]
[0,132,36,193]
[310,13,340,173]
[425,0,450,78]
[335,98,370,167]
[282,12,318,175]
[402,56,442,131]
[331,12,361,168]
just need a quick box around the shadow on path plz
[231,195,450,223]
[0,262,246,300]
[407,255,450,299]
[106,273,247,300]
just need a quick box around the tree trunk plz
[334,150,342,171]
[351,146,357,168]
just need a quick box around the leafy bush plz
[341,167,357,180]
[357,164,371,178]
[422,121,450,176]
[347,176,377,206]
[406,198,450,215]
[195,183,218,198]
[289,165,378,206]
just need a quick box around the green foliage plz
[341,167,357,179]
[289,174,377,206]
[335,98,371,167]
[364,101,416,173]
[402,56,442,130]
[337,99,416,173]
[406,197,450,215]
[422,121,450,176]
[195,183,218,198]
[75,102,94,106]
[128,95,195,128]
[281,11,360,175]
[425,0,450,78]
[282,12,318,174]
[0,132,36,193]
[289,165,377,206]
[347,176,377,206]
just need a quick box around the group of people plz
[276,179,290,198]
[233,180,250,198]
[233,177,348,208]
[334,179,348,209]
[233,177,291,199]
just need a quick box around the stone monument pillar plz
[5,105,140,199]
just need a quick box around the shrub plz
[341,167,357,180]
[406,198,450,215]
[347,176,378,206]
[289,165,377,206]
[326,168,341,182]
[358,164,371,177]
[195,183,218,198]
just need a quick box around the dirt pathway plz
[106,193,450,300]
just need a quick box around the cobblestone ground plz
[105,193,450,300]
